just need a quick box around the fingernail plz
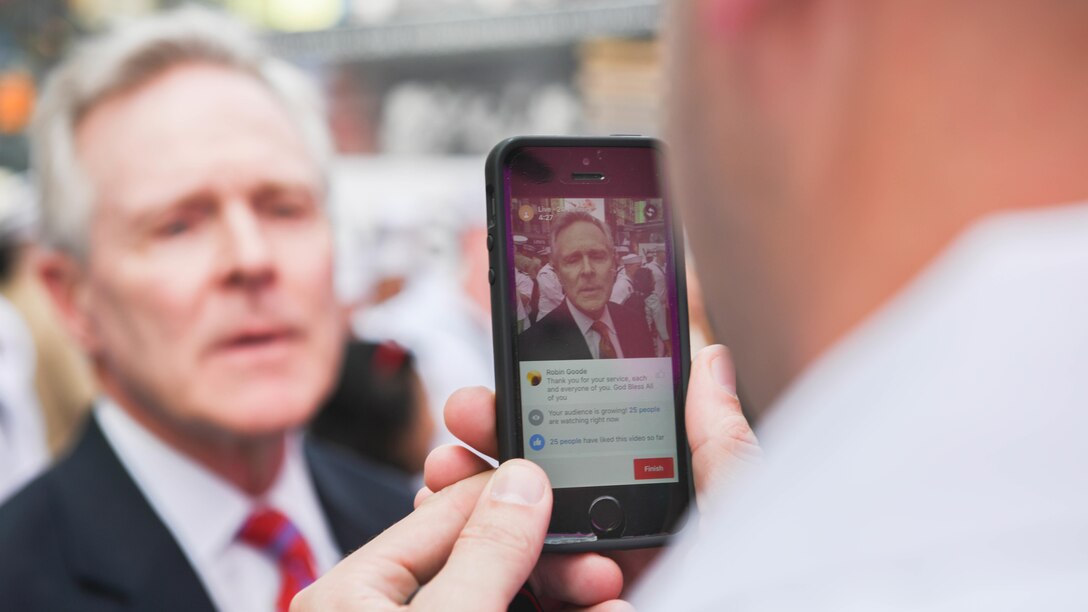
[490,461,546,506]
[709,347,738,397]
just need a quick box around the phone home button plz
[588,496,624,537]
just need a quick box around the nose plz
[222,200,274,289]
[579,255,595,277]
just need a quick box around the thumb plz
[290,470,494,611]
[411,459,552,611]
[686,344,761,508]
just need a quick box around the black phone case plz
[485,136,695,553]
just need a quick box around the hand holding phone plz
[485,137,694,552]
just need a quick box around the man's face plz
[72,63,342,439]
[553,221,615,318]
[624,262,642,278]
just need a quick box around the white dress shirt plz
[0,295,47,503]
[636,202,1088,611]
[567,299,625,359]
[96,400,342,612]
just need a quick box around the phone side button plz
[487,233,494,251]
[588,496,624,537]
[488,268,495,285]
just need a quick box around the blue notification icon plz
[529,434,545,451]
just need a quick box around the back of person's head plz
[310,341,432,475]
[32,5,332,259]
[632,267,655,296]
[667,0,1088,415]
[0,240,15,284]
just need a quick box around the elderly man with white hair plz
[0,7,411,611]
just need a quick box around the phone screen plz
[503,146,686,496]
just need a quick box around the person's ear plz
[37,249,100,354]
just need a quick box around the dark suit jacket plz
[518,300,655,361]
[0,417,413,611]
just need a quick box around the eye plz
[257,189,316,219]
[268,199,305,218]
[158,211,204,237]
[162,220,190,236]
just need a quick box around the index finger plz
[686,345,761,501]
[292,471,492,610]
[444,386,499,458]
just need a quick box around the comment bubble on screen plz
[519,357,678,488]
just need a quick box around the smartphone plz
[485,136,693,552]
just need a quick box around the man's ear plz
[37,249,99,354]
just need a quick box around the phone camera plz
[582,157,591,166]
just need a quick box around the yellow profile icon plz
[527,370,542,386]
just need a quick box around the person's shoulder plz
[525,302,574,335]
[608,300,648,325]
[0,467,67,601]
[0,469,58,537]
[519,303,585,361]
[305,437,414,519]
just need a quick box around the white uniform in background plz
[646,257,667,305]
[643,291,669,356]
[610,269,633,305]
[636,203,1088,611]
[535,263,564,319]
[515,269,534,330]
[0,295,48,503]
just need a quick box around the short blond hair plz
[32,5,332,257]
[549,210,615,267]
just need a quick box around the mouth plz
[211,326,300,362]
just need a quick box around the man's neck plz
[567,298,606,322]
[99,376,286,496]
[755,3,1088,414]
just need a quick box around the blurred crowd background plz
[0,0,713,492]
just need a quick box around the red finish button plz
[633,457,675,480]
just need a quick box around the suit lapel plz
[53,419,215,611]
[305,440,414,556]
[306,441,371,554]
[553,302,594,360]
[608,302,652,359]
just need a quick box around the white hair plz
[31,5,333,257]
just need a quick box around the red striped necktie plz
[590,320,617,359]
[238,508,319,612]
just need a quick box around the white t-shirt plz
[636,202,1088,611]
[96,400,343,612]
